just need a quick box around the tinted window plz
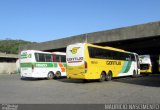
[55,55,60,62]
[88,46,135,61]
[53,55,66,62]
[45,54,52,62]
[35,53,39,62]
[38,53,45,62]
[60,55,66,62]
[53,55,60,62]
[35,53,52,62]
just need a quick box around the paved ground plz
[0,74,160,104]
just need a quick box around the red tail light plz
[85,61,87,73]
[85,61,87,69]
[32,64,34,72]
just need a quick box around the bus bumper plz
[67,73,86,79]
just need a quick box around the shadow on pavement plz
[20,77,46,81]
[20,76,66,81]
[20,74,160,87]
[57,74,160,87]
[113,74,160,87]
[57,77,100,84]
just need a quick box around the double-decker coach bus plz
[66,43,140,82]
[20,50,66,79]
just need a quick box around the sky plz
[0,0,160,42]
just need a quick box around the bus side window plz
[56,55,60,62]
[53,55,56,62]
[35,53,39,62]
[38,53,45,62]
[52,55,60,62]
[61,55,66,62]
[45,54,52,62]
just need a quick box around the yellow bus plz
[139,55,152,74]
[66,43,140,82]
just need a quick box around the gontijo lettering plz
[67,57,83,61]
[106,61,121,65]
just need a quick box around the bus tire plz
[106,71,112,81]
[47,72,54,80]
[55,71,61,78]
[99,72,106,82]
[132,70,137,78]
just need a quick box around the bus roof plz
[51,52,66,55]
[21,50,66,55]
[21,50,51,54]
[70,43,125,52]
[104,46,125,52]
[68,43,137,54]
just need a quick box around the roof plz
[19,21,160,51]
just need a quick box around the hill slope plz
[0,40,34,54]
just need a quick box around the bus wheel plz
[56,71,61,78]
[99,72,106,82]
[106,71,112,81]
[47,72,54,80]
[132,70,137,78]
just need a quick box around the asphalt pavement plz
[0,74,160,104]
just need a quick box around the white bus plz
[20,50,66,79]
[66,43,140,81]
[139,55,152,74]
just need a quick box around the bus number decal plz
[91,61,98,64]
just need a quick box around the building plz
[0,52,18,74]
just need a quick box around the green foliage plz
[0,40,34,54]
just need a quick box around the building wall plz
[0,63,17,74]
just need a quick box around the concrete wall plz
[0,63,17,74]
[86,21,160,43]
[19,21,160,51]
[0,52,18,58]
